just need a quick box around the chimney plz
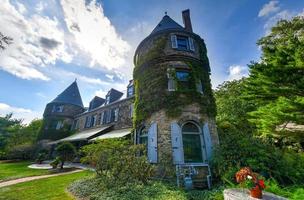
[182,9,193,32]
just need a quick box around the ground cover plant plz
[0,161,50,182]
[0,170,92,200]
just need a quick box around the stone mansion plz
[41,9,219,186]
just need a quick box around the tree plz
[243,16,304,147]
[0,32,13,50]
[56,142,76,169]
[215,78,255,131]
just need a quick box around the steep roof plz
[51,81,84,107]
[151,15,184,35]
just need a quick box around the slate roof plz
[51,81,84,107]
[106,88,124,104]
[89,96,105,110]
[151,15,184,35]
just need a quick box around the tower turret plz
[133,10,219,179]
[39,81,85,140]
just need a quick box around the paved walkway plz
[0,169,83,188]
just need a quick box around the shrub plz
[69,178,224,200]
[211,125,304,186]
[81,138,155,185]
[50,157,60,169]
[55,142,76,169]
[6,143,35,160]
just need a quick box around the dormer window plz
[127,85,134,97]
[105,95,110,105]
[52,105,64,113]
[171,35,195,51]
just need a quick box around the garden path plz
[0,169,83,188]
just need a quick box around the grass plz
[0,170,93,200]
[0,161,50,182]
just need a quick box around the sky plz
[0,0,303,123]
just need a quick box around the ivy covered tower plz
[133,10,219,180]
[39,81,85,140]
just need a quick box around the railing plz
[176,163,211,189]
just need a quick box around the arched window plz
[182,122,203,163]
[138,127,148,147]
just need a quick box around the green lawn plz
[0,170,93,200]
[0,161,50,182]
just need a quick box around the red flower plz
[258,180,266,189]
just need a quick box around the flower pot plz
[250,187,262,199]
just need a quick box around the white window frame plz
[114,108,119,122]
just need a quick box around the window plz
[85,116,91,128]
[56,121,63,130]
[91,115,97,127]
[182,122,203,163]
[114,108,119,122]
[52,105,64,113]
[167,68,176,91]
[177,36,189,50]
[129,104,134,118]
[72,120,79,130]
[196,80,204,94]
[138,127,148,148]
[176,70,190,89]
[106,110,111,123]
[171,35,195,51]
[105,95,110,105]
[99,112,104,125]
[127,85,134,97]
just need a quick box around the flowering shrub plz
[235,167,266,190]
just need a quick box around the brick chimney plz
[182,9,193,32]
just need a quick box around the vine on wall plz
[133,34,216,128]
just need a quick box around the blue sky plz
[0,0,303,123]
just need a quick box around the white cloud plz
[227,65,248,80]
[0,102,41,124]
[94,89,108,98]
[0,0,130,81]
[263,10,296,34]
[60,0,130,70]
[0,0,72,80]
[258,1,280,17]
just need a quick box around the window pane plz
[177,36,189,50]
[176,71,189,81]
[182,123,199,132]
[183,134,202,163]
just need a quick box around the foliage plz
[0,114,43,160]
[0,161,50,182]
[55,142,76,169]
[243,16,304,146]
[0,32,13,50]
[37,118,74,141]
[69,178,224,200]
[50,157,61,169]
[211,125,304,186]
[264,179,304,200]
[0,170,93,200]
[81,138,155,185]
[215,79,255,131]
[35,151,47,164]
[133,35,215,127]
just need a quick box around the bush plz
[211,125,304,186]
[69,178,224,200]
[81,138,155,185]
[50,157,60,169]
[6,143,35,160]
[55,142,76,169]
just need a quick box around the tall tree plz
[244,16,304,147]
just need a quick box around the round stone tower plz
[133,10,219,177]
[40,81,85,140]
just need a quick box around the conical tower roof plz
[51,81,84,107]
[151,15,184,35]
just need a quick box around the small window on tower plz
[52,105,64,113]
[176,35,189,50]
[176,70,190,89]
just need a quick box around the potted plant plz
[235,167,266,199]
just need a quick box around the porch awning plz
[90,128,131,141]
[57,126,112,143]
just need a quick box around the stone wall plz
[144,103,218,164]
[75,97,134,131]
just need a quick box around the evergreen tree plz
[244,17,304,147]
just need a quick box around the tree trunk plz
[60,161,64,169]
